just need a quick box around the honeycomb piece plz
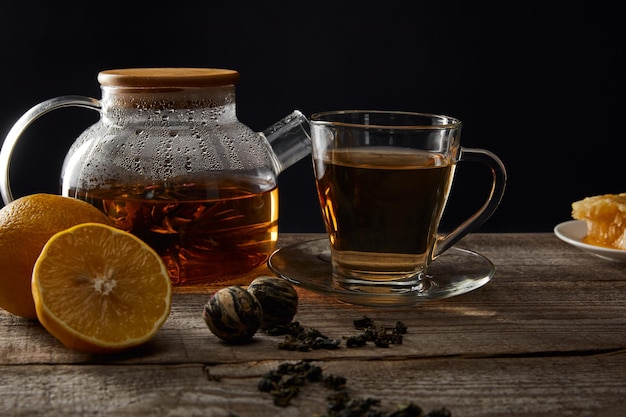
[572,193,626,250]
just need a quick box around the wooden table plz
[1,233,625,416]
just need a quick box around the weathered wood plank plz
[2,236,624,364]
[2,279,624,366]
[1,355,624,417]
[1,233,625,416]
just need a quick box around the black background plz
[1,0,623,233]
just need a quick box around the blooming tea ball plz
[203,286,263,343]
[247,276,298,329]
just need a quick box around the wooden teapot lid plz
[97,68,240,88]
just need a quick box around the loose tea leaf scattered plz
[257,360,452,416]
[323,374,347,390]
[353,316,376,329]
[266,316,409,351]
[268,321,341,351]
[346,316,408,348]
[257,360,327,406]
[322,393,451,416]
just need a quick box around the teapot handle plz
[0,95,101,204]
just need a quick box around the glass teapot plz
[0,68,312,285]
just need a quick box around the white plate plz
[554,220,626,262]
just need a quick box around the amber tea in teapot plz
[0,68,311,285]
[74,178,277,285]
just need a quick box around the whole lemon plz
[0,194,112,318]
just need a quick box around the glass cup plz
[310,110,506,293]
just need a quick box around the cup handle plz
[433,147,507,258]
[0,95,101,204]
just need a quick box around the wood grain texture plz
[1,233,625,416]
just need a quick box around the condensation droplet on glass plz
[144,189,156,199]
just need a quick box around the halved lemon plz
[32,223,172,353]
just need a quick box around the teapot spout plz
[261,110,311,173]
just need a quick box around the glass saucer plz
[267,239,495,308]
